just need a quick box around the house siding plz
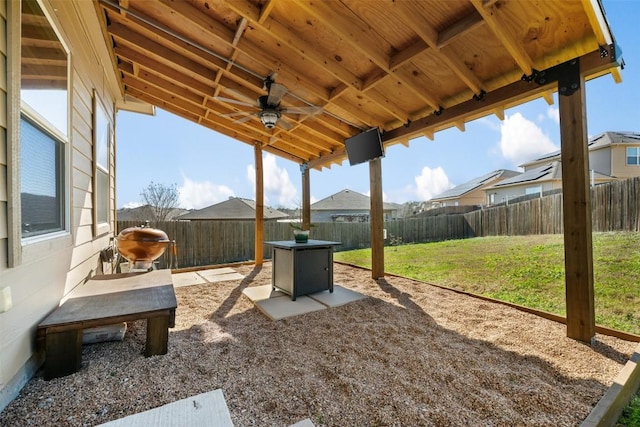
[611,144,640,178]
[489,181,561,205]
[0,0,120,410]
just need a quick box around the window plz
[626,147,640,166]
[94,93,111,231]
[525,186,542,196]
[20,0,69,239]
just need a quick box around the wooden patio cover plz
[94,0,623,343]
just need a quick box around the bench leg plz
[44,330,82,380]
[145,315,169,356]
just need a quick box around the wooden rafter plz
[393,2,484,96]
[222,0,411,125]
[95,0,620,169]
[295,0,441,113]
[470,0,534,76]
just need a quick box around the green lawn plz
[334,232,640,335]
[335,232,640,424]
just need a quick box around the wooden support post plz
[301,164,311,230]
[558,59,595,343]
[145,315,170,356]
[254,144,264,265]
[369,158,384,279]
[44,330,82,380]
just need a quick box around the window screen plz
[627,147,640,166]
[21,116,64,237]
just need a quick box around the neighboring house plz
[117,205,190,221]
[310,189,399,222]
[485,131,639,204]
[177,197,289,221]
[428,169,521,208]
[520,131,640,178]
[486,162,614,205]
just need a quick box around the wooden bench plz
[37,269,177,380]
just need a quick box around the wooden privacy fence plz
[117,177,640,269]
[465,176,640,236]
[116,216,471,269]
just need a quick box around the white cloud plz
[414,166,454,200]
[476,116,501,131]
[500,112,558,167]
[547,106,559,124]
[247,154,298,207]
[178,176,234,209]
[122,201,143,209]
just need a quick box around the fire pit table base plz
[266,240,341,301]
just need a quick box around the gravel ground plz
[0,262,636,427]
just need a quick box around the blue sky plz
[116,0,640,210]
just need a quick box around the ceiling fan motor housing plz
[258,108,281,128]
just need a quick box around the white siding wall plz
[0,0,120,410]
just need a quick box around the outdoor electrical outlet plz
[0,287,12,313]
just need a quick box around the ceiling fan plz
[215,77,322,130]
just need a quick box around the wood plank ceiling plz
[95,0,621,170]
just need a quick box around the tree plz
[141,182,179,221]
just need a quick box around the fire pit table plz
[266,240,341,301]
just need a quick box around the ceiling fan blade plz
[267,82,288,106]
[233,114,256,124]
[281,105,322,116]
[219,87,258,105]
[277,117,294,130]
[214,96,256,108]
[221,111,254,119]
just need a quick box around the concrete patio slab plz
[243,284,366,321]
[242,285,286,302]
[97,389,233,427]
[171,271,207,288]
[197,268,244,283]
[289,419,315,427]
[255,295,327,321]
[243,285,327,320]
[308,284,368,307]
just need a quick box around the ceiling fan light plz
[259,110,280,128]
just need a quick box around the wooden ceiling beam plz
[294,0,440,114]
[389,40,429,70]
[128,88,290,154]
[438,10,485,49]
[126,86,203,123]
[269,131,329,158]
[122,70,204,106]
[470,0,534,76]
[114,46,213,95]
[310,47,619,169]
[139,0,369,132]
[224,0,363,91]
[384,47,618,144]
[125,70,326,158]
[106,12,261,89]
[393,2,483,96]
[580,0,621,83]
[222,0,410,125]
[109,26,219,87]
[257,0,275,24]
[124,77,208,116]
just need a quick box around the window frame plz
[626,147,640,166]
[8,0,72,267]
[93,91,112,237]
